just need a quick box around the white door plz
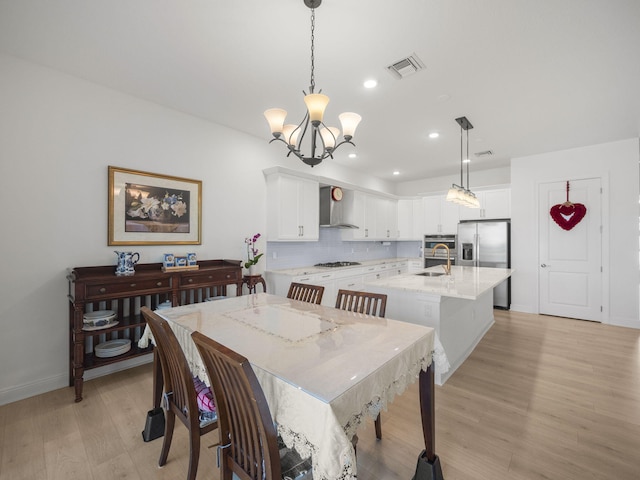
[539,178,602,321]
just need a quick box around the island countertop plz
[364,265,513,300]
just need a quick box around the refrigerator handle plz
[475,233,480,267]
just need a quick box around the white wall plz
[510,138,639,328]
[0,53,392,405]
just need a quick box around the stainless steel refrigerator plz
[457,219,511,309]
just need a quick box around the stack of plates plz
[155,300,173,310]
[83,310,118,330]
[95,339,132,358]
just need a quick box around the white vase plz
[248,265,257,276]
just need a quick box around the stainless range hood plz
[319,186,359,229]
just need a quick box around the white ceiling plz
[1,0,639,182]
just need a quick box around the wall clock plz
[331,186,343,201]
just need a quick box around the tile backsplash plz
[266,229,421,270]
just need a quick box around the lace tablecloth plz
[140,293,441,480]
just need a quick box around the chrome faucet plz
[432,243,451,275]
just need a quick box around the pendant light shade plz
[304,93,330,125]
[320,126,340,149]
[264,108,287,137]
[282,124,301,146]
[338,112,362,139]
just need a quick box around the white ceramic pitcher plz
[115,251,140,276]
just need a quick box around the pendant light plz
[446,116,480,208]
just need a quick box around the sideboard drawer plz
[86,278,171,299]
[180,269,241,287]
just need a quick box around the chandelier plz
[263,0,361,167]
[446,116,480,208]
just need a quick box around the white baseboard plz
[509,304,536,314]
[0,373,68,407]
[605,316,640,330]
[0,353,153,407]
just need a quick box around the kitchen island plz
[365,265,513,384]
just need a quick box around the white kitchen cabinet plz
[268,270,336,307]
[423,195,459,234]
[376,197,398,240]
[397,198,425,240]
[341,191,397,240]
[341,190,369,239]
[335,275,364,293]
[266,260,409,308]
[384,262,406,277]
[361,264,384,283]
[407,259,423,273]
[458,188,511,220]
[313,272,336,307]
[266,173,319,241]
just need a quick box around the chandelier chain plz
[309,7,316,92]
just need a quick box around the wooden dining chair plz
[335,289,387,318]
[140,307,218,480]
[286,282,325,305]
[191,331,312,480]
[334,289,388,440]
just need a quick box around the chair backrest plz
[141,306,201,430]
[287,282,325,305]
[335,289,387,318]
[191,331,281,480]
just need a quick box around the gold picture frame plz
[108,166,202,245]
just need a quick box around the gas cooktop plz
[314,261,361,268]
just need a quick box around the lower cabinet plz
[266,260,411,308]
[67,259,243,402]
[407,259,424,273]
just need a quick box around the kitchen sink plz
[415,271,445,277]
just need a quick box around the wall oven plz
[424,234,457,269]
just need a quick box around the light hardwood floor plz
[2,310,639,480]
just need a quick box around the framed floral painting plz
[108,166,202,245]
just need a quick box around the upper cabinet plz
[397,198,425,240]
[458,188,511,221]
[423,195,460,234]
[266,173,319,241]
[341,190,398,241]
[375,196,398,240]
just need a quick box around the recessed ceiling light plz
[348,153,357,159]
[393,171,400,176]
[429,132,439,139]
[363,79,378,89]
[437,94,451,102]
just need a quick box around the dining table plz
[139,292,443,480]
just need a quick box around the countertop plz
[365,265,513,300]
[266,257,421,277]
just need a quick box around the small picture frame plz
[175,256,188,267]
[187,253,197,266]
[163,253,175,268]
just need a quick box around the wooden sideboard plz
[67,259,243,402]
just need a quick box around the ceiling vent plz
[387,54,425,79]
[474,150,493,157]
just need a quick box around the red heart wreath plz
[550,202,587,230]
[550,181,587,231]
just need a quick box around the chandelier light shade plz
[447,116,481,209]
[263,0,361,167]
